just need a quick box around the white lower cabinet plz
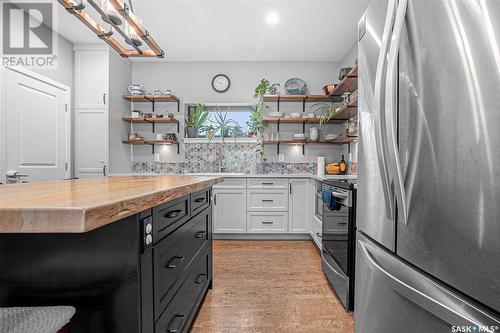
[288,179,309,233]
[311,216,322,249]
[247,212,288,233]
[213,189,247,233]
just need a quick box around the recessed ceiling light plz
[266,12,279,25]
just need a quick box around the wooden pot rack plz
[58,0,164,58]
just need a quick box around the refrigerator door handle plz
[358,237,500,328]
[373,0,398,221]
[385,0,409,225]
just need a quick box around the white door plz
[288,179,309,233]
[3,68,69,183]
[213,189,247,233]
[74,49,109,178]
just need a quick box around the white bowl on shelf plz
[324,134,339,142]
[268,111,284,118]
[290,112,302,118]
[293,133,307,141]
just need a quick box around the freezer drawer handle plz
[194,197,206,203]
[166,314,185,333]
[358,239,500,327]
[165,209,183,218]
[166,255,184,269]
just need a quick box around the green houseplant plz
[208,112,238,142]
[252,79,279,159]
[312,102,338,125]
[185,104,209,138]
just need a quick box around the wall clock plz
[212,74,230,93]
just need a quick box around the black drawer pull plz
[262,199,274,202]
[262,182,274,185]
[195,273,206,284]
[194,197,206,203]
[195,231,206,238]
[338,221,347,225]
[165,209,183,219]
[166,314,184,333]
[262,221,274,224]
[316,232,322,238]
[166,255,184,269]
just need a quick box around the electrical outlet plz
[153,153,160,162]
[278,153,285,162]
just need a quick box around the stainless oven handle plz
[321,251,347,279]
[329,190,348,199]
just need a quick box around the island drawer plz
[247,178,288,189]
[191,189,211,216]
[153,207,211,319]
[155,249,210,333]
[153,196,191,242]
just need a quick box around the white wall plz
[130,61,349,164]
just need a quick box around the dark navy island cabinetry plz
[0,186,214,333]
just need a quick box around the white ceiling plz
[56,0,369,62]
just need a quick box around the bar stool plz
[0,306,75,333]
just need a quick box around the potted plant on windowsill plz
[185,104,209,138]
[208,111,238,142]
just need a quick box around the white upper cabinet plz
[74,50,109,109]
[288,179,309,233]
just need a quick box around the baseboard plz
[213,233,312,240]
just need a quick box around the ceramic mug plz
[128,83,143,95]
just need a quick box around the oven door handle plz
[321,250,347,279]
[330,190,348,199]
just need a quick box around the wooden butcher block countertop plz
[0,175,223,233]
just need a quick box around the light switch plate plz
[153,153,160,162]
[278,153,285,162]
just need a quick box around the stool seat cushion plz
[0,306,75,333]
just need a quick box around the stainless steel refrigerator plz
[356,0,500,332]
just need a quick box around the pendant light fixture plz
[58,0,164,58]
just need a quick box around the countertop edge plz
[1,176,223,234]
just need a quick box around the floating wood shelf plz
[123,95,180,103]
[327,95,358,121]
[263,140,339,145]
[332,132,358,144]
[263,117,345,125]
[122,117,179,124]
[330,66,358,96]
[123,139,180,154]
[263,94,336,103]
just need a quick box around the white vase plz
[309,127,319,142]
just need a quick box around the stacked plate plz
[293,133,306,141]
[290,112,302,118]
[268,111,284,118]
[324,134,339,142]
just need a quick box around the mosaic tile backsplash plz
[131,142,317,175]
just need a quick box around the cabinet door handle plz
[166,255,184,269]
[289,183,292,195]
[316,232,322,238]
[165,209,182,218]
[195,273,206,284]
[262,221,274,225]
[102,93,107,105]
[166,314,185,333]
[195,230,206,238]
[194,197,206,203]
[214,194,217,205]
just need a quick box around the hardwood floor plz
[191,240,353,333]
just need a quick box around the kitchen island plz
[0,175,222,333]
